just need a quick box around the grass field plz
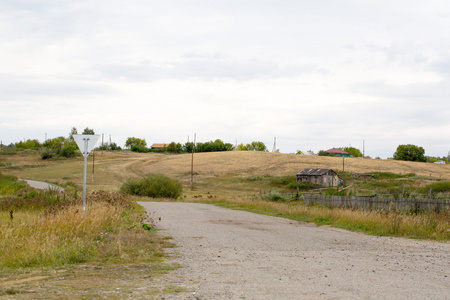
[1,150,449,297]
[2,150,449,239]
[3,150,450,192]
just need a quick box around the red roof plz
[151,143,169,148]
[326,148,349,154]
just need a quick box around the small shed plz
[296,168,341,187]
[150,143,170,149]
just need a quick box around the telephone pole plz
[190,133,196,187]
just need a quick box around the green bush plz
[40,137,79,159]
[120,174,182,199]
[131,145,149,153]
[421,181,450,194]
[261,190,287,201]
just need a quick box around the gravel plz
[138,202,450,300]
[24,179,64,192]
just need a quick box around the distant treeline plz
[125,137,268,153]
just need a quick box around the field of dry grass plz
[3,150,450,193]
[1,150,449,297]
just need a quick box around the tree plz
[125,137,147,149]
[317,150,328,156]
[69,127,78,140]
[15,139,41,149]
[41,137,78,159]
[341,147,363,157]
[393,144,426,162]
[247,141,267,152]
[166,142,183,153]
[236,141,267,152]
[82,127,95,135]
[236,143,247,151]
[183,142,195,153]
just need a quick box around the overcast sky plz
[1,1,450,158]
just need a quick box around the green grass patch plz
[0,173,27,195]
[369,172,417,179]
[421,181,450,193]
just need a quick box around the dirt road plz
[24,179,64,192]
[139,202,449,300]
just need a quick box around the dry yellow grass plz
[0,190,167,269]
[193,197,450,240]
[4,150,449,192]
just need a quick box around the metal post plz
[83,138,88,213]
[92,150,95,183]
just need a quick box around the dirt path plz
[139,202,450,300]
[24,180,64,192]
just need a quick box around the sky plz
[1,0,450,158]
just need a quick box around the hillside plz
[2,150,449,192]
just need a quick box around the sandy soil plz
[139,202,450,300]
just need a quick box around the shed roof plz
[296,168,337,176]
[151,143,169,148]
[325,148,349,154]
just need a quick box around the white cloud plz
[1,1,450,158]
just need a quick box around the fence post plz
[429,188,433,199]
[402,183,405,199]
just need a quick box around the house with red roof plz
[325,148,350,157]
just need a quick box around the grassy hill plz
[2,150,449,198]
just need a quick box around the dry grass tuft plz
[0,190,167,269]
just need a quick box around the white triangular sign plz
[73,134,100,157]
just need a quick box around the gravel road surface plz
[139,202,449,300]
[24,179,64,192]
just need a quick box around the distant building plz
[434,160,446,164]
[325,148,350,157]
[150,143,170,149]
[296,168,341,187]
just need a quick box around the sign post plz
[73,134,100,213]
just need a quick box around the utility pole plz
[363,140,365,158]
[101,134,104,155]
[272,137,276,152]
[190,133,196,187]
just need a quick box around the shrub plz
[131,145,149,153]
[261,190,287,201]
[120,174,182,199]
[40,147,55,159]
[40,137,79,159]
[421,181,450,194]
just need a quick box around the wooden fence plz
[303,195,450,212]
